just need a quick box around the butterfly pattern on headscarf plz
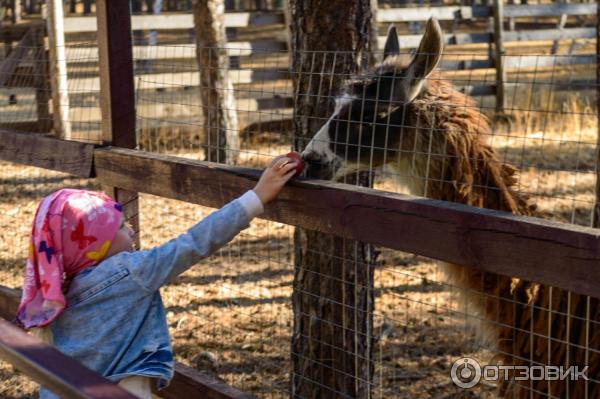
[16,189,123,329]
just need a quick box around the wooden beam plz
[93,147,600,300]
[503,27,596,42]
[504,3,597,18]
[0,21,45,42]
[492,0,506,114]
[0,130,95,177]
[156,363,255,399]
[0,27,34,86]
[376,3,596,22]
[63,40,287,63]
[96,0,139,249]
[0,287,254,399]
[594,0,600,228]
[0,286,19,321]
[377,27,595,49]
[0,318,138,399]
[0,121,47,132]
[96,0,136,148]
[63,11,285,33]
[66,69,290,92]
[378,5,490,22]
[32,24,52,133]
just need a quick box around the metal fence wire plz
[1,4,600,399]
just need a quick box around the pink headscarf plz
[16,189,123,329]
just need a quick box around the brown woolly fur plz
[341,55,599,398]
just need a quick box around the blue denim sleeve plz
[125,192,262,292]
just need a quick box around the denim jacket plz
[41,191,264,398]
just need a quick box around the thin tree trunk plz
[47,0,72,139]
[289,1,376,398]
[193,0,240,165]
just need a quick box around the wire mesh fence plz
[1,4,600,399]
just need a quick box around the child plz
[16,155,300,399]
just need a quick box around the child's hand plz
[253,155,298,204]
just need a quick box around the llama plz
[300,18,599,398]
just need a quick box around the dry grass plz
[0,162,493,398]
[0,90,597,397]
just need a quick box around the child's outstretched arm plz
[125,155,298,292]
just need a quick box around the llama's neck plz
[390,138,531,214]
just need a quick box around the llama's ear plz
[383,25,400,60]
[404,18,444,100]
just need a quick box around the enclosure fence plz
[1,1,600,399]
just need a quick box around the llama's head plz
[301,18,444,180]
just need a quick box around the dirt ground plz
[0,156,505,399]
[1,94,597,397]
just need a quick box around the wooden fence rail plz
[0,286,255,399]
[0,318,139,399]
[2,4,596,132]
[2,129,600,299]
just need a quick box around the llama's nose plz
[301,150,322,164]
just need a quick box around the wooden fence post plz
[47,0,72,139]
[594,0,600,228]
[11,0,21,23]
[96,0,140,247]
[492,0,506,115]
[33,22,51,132]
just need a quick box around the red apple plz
[286,151,305,177]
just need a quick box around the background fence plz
[1,1,600,398]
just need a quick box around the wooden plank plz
[0,121,45,132]
[381,27,595,49]
[0,286,19,321]
[63,40,286,63]
[63,12,285,33]
[93,147,600,300]
[378,32,493,49]
[69,69,290,91]
[32,25,52,133]
[504,3,597,18]
[0,27,33,86]
[594,0,600,228]
[502,54,595,69]
[96,0,140,247]
[0,130,95,177]
[378,5,490,22]
[0,21,44,42]
[0,286,255,399]
[156,363,255,399]
[0,318,138,399]
[492,0,506,113]
[458,79,594,97]
[503,27,596,42]
[376,4,596,22]
[96,0,136,148]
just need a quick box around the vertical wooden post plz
[593,0,600,228]
[33,23,51,132]
[47,0,72,139]
[11,0,21,23]
[492,0,506,115]
[96,0,140,247]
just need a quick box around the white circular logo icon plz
[451,357,482,388]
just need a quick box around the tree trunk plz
[193,0,240,165]
[47,0,72,139]
[289,1,376,398]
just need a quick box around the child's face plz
[106,217,136,257]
